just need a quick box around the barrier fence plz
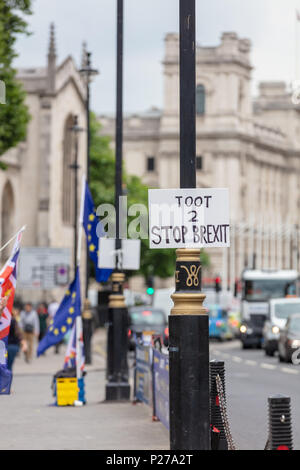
[133,343,169,430]
[133,343,294,450]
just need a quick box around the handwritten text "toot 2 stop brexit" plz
[148,189,230,249]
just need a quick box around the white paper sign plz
[98,238,141,270]
[149,188,230,249]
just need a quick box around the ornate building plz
[99,32,300,290]
[0,25,87,301]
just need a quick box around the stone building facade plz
[0,25,87,302]
[99,32,300,290]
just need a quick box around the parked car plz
[278,314,300,363]
[208,304,233,341]
[263,298,300,356]
[128,306,168,350]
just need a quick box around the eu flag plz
[37,268,81,356]
[83,182,112,282]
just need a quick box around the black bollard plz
[210,360,228,450]
[268,395,293,450]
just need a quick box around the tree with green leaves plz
[90,111,210,280]
[0,0,31,158]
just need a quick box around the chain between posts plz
[216,374,236,451]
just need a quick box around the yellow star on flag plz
[67,317,72,324]
[87,224,91,231]
[89,213,95,222]
[89,244,96,252]
[69,307,74,314]
[54,329,59,336]
[61,326,67,333]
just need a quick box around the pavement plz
[3,329,299,450]
[1,328,169,450]
[210,339,300,450]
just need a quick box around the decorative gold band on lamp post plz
[109,272,126,309]
[171,249,206,315]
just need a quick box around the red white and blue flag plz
[0,226,25,394]
[0,227,24,351]
[63,317,85,375]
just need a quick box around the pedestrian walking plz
[37,302,48,342]
[20,303,39,363]
[7,308,27,371]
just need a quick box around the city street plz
[1,0,300,454]
[0,329,169,450]
[210,340,300,450]
[2,328,299,451]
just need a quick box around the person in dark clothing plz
[37,302,48,342]
[7,309,26,371]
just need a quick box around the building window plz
[196,84,205,115]
[196,156,203,170]
[147,156,155,172]
[62,114,74,224]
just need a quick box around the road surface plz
[210,339,300,450]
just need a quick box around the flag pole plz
[75,175,85,382]
[76,315,83,380]
[76,174,86,268]
[0,225,26,253]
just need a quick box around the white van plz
[263,297,300,356]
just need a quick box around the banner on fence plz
[135,344,153,405]
[153,349,169,430]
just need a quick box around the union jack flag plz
[0,227,24,394]
[0,227,24,357]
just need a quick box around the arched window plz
[62,114,74,224]
[196,84,205,115]
[1,181,15,261]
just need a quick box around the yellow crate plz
[56,378,79,406]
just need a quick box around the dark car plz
[278,314,300,363]
[128,306,168,350]
[239,314,267,349]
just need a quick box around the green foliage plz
[90,112,210,279]
[0,0,31,156]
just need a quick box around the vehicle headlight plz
[240,325,247,334]
[291,340,300,349]
[272,326,280,335]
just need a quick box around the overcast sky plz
[14,0,300,114]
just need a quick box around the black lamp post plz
[69,115,83,273]
[79,52,99,364]
[79,51,99,289]
[105,0,130,401]
[169,0,210,450]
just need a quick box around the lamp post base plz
[105,382,131,401]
